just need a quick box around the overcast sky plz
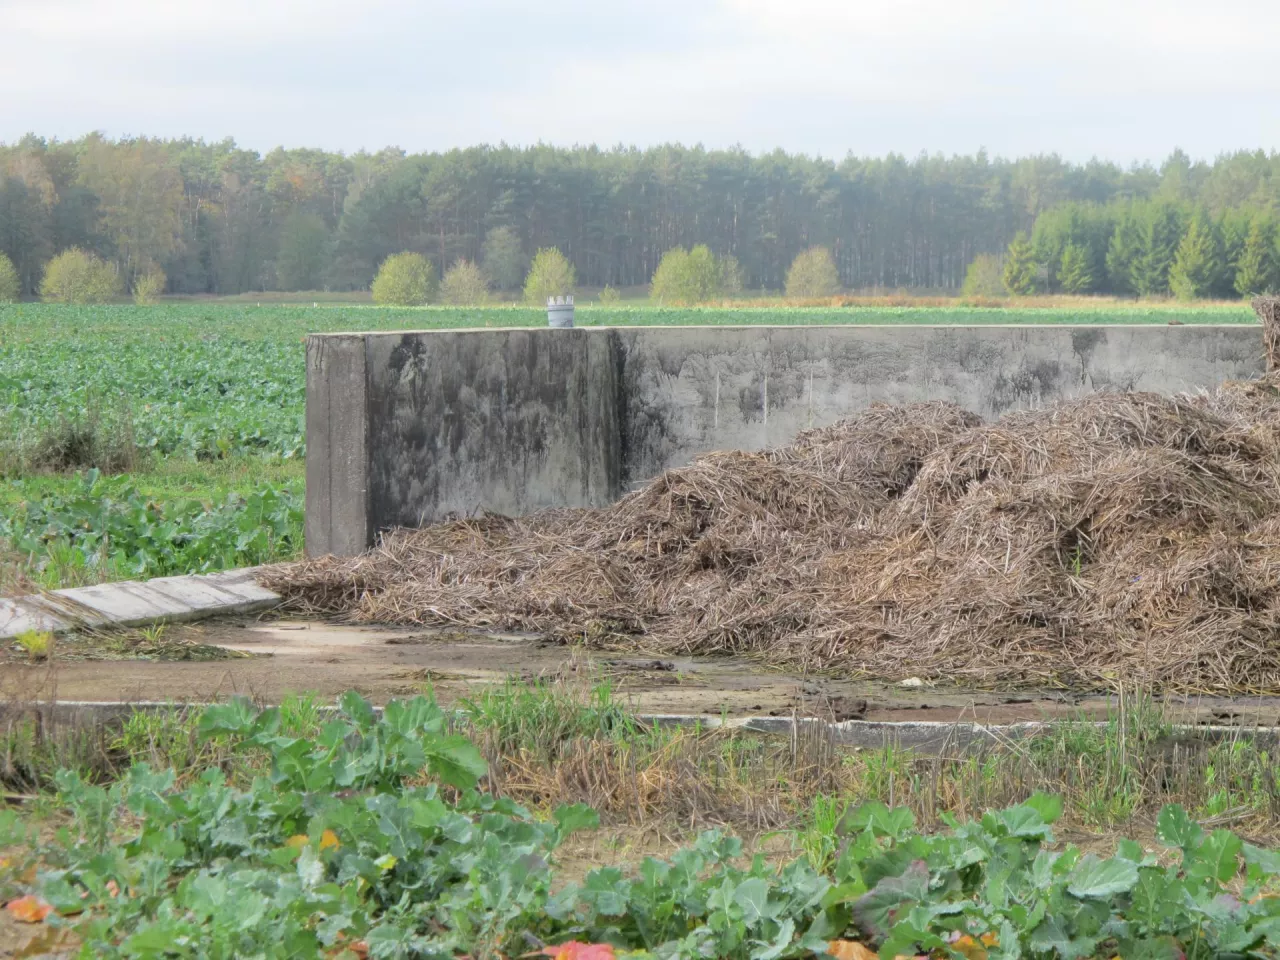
[2,0,1278,164]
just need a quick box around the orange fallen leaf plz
[286,834,309,849]
[827,941,878,960]
[320,829,341,851]
[5,895,53,924]
[541,943,616,960]
[950,935,988,960]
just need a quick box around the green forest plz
[2,134,1280,297]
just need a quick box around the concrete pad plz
[202,569,281,604]
[0,597,67,637]
[57,581,193,625]
[146,574,271,613]
[0,567,281,640]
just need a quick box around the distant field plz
[0,300,1261,589]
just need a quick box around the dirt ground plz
[6,613,1280,728]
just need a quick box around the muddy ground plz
[5,614,1280,728]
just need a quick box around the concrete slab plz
[0,567,281,640]
[68,581,195,623]
[146,574,270,612]
[0,597,67,637]
[202,569,282,604]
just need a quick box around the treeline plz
[3,133,1280,296]
[1003,198,1280,299]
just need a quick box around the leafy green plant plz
[9,696,1280,960]
[0,469,302,581]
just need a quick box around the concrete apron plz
[4,699,1278,757]
[6,570,1280,753]
[0,567,281,639]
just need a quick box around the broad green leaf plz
[554,803,600,839]
[838,802,915,841]
[1156,805,1203,851]
[1066,854,1139,899]
[734,877,774,924]
[1022,792,1064,825]
[1029,915,1099,960]
[1243,842,1280,878]
[1188,829,1243,885]
[851,860,929,940]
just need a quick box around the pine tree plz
[1131,203,1185,296]
[1058,243,1094,293]
[1002,232,1039,294]
[1106,213,1143,296]
[1168,211,1224,301]
[1234,219,1278,296]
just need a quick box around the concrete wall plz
[306,324,1265,556]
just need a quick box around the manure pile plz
[266,365,1280,695]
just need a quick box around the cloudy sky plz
[2,0,1278,164]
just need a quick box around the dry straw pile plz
[266,300,1280,693]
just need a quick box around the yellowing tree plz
[523,248,576,304]
[440,259,489,305]
[371,252,437,305]
[961,254,1007,298]
[650,245,736,304]
[785,247,840,298]
[132,265,166,304]
[76,135,184,283]
[0,252,19,302]
[40,248,122,303]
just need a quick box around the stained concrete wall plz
[306,324,1265,557]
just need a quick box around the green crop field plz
[0,301,1259,590]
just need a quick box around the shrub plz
[651,245,737,304]
[440,259,490,305]
[371,252,437,305]
[597,284,621,304]
[132,267,166,305]
[39,248,122,304]
[961,253,1008,298]
[785,246,840,298]
[0,252,19,302]
[523,247,576,304]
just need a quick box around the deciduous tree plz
[523,248,575,304]
[39,248,122,304]
[961,254,1007,297]
[785,247,840,298]
[0,251,19,302]
[440,259,489,305]
[371,252,437,305]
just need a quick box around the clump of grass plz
[8,684,1280,842]
[25,404,141,475]
[14,630,51,661]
